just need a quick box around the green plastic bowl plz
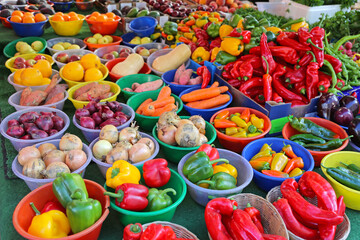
[104,165,187,226]
[3,37,47,58]
[152,116,217,163]
[116,74,164,101]
[126,91,183,131]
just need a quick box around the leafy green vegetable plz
[293,0,356,9]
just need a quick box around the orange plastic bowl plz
[85,15,121,35]
[0,16,12,28]
[282,117,349,166]
[105,57,152,82]
[83,35,122,51]
[209,107,271,153]
[13,179,110,240]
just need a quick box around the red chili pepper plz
[197,66,211,88]
[40,201,66,214]
[246,87,264,98]
[123,223,143,240]
[227,79,241,88]
[260,33,276,75]
[205,198,237,240]
[262,56,273,102]
[230,61,243,79]
[164,226,177,240]
[250,46,299,65]
[297,51,314,67]
[284,66,307,84]
[262,234,288,240]
[351,91,358,98]
[210,37,222,49]
[104,183,149,211]
[298,27,312,45]
[232,209,264,240]
[140,224,166,240]
[253,68,265,77]
[324,54,342,74]
[309,27,325,67]
[224,61,236,72]
[241,108,251,122]
[294,82,306,95]
[196,143,220,167]
[283,157,304,174]
[222,71,232,80]
[292,211,319,229]
[272,92,283,103]
[203,21,212,31]
[262,170,289,178]
[143,159,171,188]
[317,72,331,93]
[277,32,312,52]
[222,215,241,240]
[273,75,304,102]
[282,144,297,159]
[335,79,345,90]
[214,119,237,128]
[239,77,263,94]
[305,52,320,100]
[291,100,307,107]
[244,203,264,233]
[239,61,254,81]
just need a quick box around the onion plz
[80,117,96,129]
[119,125,140,144]
[22,158,45,178]
[42,162,70,179]
[92,112,103,126]
[19,111,40,124]
[92,140,113,160]
[175,122,200,147]
[114,112,129,124]
[115,140,133,151]
[128,143,151,163]
[189,115,206,134]
[40,112,55,117]
[137,138,155,154]
[18,146,41,166]
[106,101,122,112]
[38,143,57,158]
[197,134,208,146]
[59,134,83,151]
[75,108,90,120]
[44,150,65,167]
[35,115,54,131]
[20,134,32,139]
[48,129,59,136]
[101,109,114,121]
[24,123,38,133]
[157,125,177,145]
[52,116,65,131]
[99,118,121,128]
[100,125,118,143]
[158,110,180,127]
[84,100,98,114]
[30,129,48,139]
[105,147,128,164]
[65,149,87,171]
[6,126,24,138]
[7,119,20,128]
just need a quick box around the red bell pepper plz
[260,33,276,75]
[228,29,251,44]
[232,209,264,240]
[284,66,307,84]
[298,27,313,46]
[227,79,241,88]
[104,183,149,211]
[164,226,177,240]
[123,223,143,240]
[250,46,299,65]
[262,56,273,102]
[230,61,243,79]
[298,51,314,67]
[335,79,345,90]
[239,61,254,81]
[273,73,304,103]
[197,66,211,88]
[318,72,331,93]
[140,224,166,240]
[244,203,264,233]
[143,159,171,188]
[309,27,325,67]
[40,201,66,214]
[196,143,219,167]
[210,37,222,49]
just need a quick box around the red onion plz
[84,100,98,114]
[40,112,55,117]
[48,129,59,136]
[101,109,114,121]
[35,115,54,131]
[19,112,40,124]
[95,102,103,111]
[7,119,20,128]
[52,116,65,131]
[80,117,96,129]
[106,101,122,112]
[30,129,49,139]
[75,108,90,120]
[92,112,103,126]
[6,126,24,138]
[99,118,121,128]
[20,134,32,140]
[24,123,38,133]
[117,115,128,124]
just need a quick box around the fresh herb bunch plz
[293,0,356,9]
[234,7,289,27]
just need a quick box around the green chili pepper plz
[303,136,351,151]
[196,172,237,190]
[280,17,306,29]
[341,162,360,175]
[323,59,338,89]
[288,117,337,141]
[289,133,326,144]
[146,188,176,211]
[333,34,360,51]
[293,140,305,146]
[258,18,270,27]
[324,166,360,191]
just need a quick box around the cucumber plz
[126,7,138,18]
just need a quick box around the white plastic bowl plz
[11,139,92,191]
[89,132,160,178]
[46,37,87,55]
[133,43,169,61]
[0,107,70,151]
[52,49,93,69]
[94,45,134,64]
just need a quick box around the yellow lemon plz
[62,62,84,82]
[80,53,101,70]
[20,68,43,86]
[84,68,103,82]
[13,68,25,85]
[33,59,52,78]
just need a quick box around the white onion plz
[44,150,65,167]
[115,140,133,151]
[189,115,206,134]
[128,143,151,163]
[158,110,180,127]
[22,158,45,179]
[18,146,41,166]
[158,125,177,145]
[119,126,140,144]
[137,137,155,154]
[92,140,113,160]
[59,133,83,151]
[100,125,119,144]
[43,162,70,179]
[197,134,208,146]
[105,147,129,164]
[175,122,200,147]
[65,149,87,171]
[38,143,57,158]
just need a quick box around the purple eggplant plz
[317,93,340,120]
[348,118,360,147]
[340,95,359,116]
[333,107,354,126]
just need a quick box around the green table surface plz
[0,8,359,240]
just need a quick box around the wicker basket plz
[208,193,289,240]
[142,221,199,240]
[266,186,351,240]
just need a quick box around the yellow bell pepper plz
[192,47,210,64]
[266,26,282,34]
[28,202,71,238]
[250,114,264,129]
[208,17,219,23]
[217,163,238,179]
[221,38,244,56]
[212,12,220,18]
[192,36,198,42]
[196,17,209,28]
[237,19,244,30]
[270,153,289,172]
[251,149,273,161]
[106,160,141,189]
[210,47,221,61]
[219,24,233,40]
[184,32,194,40]
[291,21,309,32]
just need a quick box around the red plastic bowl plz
[13,179,110,240]
[0,16,12,28]
[83,35,122,51]
[209,107,271,153]
[105,57,152,82]
[85,15,121,35]
[282,117,349,166]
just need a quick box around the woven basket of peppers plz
[143,221,199,239]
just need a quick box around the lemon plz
[84,68,103,82]
[62,62,84,82]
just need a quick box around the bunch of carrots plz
[136,86,177,116]
[181,82,230,109]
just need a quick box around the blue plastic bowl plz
[179,86,233,121]
[50,0,73,12]
[129,16,157,37]
[7,16,48,37]
[121,32,138,48]
[242,137,315,192]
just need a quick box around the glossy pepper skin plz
[214,163,238,179]
[310,27,325,67]
[104,183,149,211]
[52,173,89,208]
[143,159,171,188]
[206,22,220,38]
[271,153,288,172]
[276,32,311,52]
[318,72,331,93]
[273,68,305,102]
[229,14,242,28]
[28,202,71,238]
[197,172,237,190]
[140,223,166,240]
[221,38,244,56]
[196,143,219,167]
[250,46,299,65]
[40,201,66,214]
[232,209,265,240]
[146,188,176,212]
[219,24,233,40]
[215,51,237,65]
[66,189,102,234]
[192,47,210,64]
[262,56,272,102]
[197,66,211,88]
[285,66,307,84]
[124,223,143,240]
[288,117,336,141]
[324,54,342,74]
[239,61,253,81]
[164,226,177,240]
[163,21,178,35]
[260,33,276,75]
[106,160,141,189]
[283,157,304,174]
[244,203,264,233]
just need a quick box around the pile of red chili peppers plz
[275,171,345,240]
[222,27,344,106]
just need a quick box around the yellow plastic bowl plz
[59,62,109,88]
[49,15,85,36]
[5,53,54,72]
[67,81,121,109]
[321,151,360,210]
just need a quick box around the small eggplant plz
[317,93,340,120]
[348,118,360,147]
[340,95,359,117]
[333,107,354,127]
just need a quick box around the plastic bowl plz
[11,139,92,191]
[209,107,272,153]
[129,16,157,37]
[50,0,73,12]
[5,53,54,72]
[121,32,139,48]
[242,137,315,192]
[178,149,253,207]
[162,69,201,96]
[133,43,169,61]
[59,62,109,88]
[0,107,70,152]
[152,116,217,163]
[49,15,85,36]
[282,117,349,166]
[321,151,360,210]
[147,48,190,76]
[73,102,135,143]
[83,35,122,51]
[116,74,163,100]
[90,132,160,178]
[8,69,60,92]
[13,179,110,240]
[3,36,47,58]
[105,57,152,82]
[104,165,186,226]
[349,140,360,152]
[94,45,134,64]
[85,15,121,35]
[7,16,48,37]
[179,86,233,122]
[67,81,121,109]
[127,91,183,131]
[47,37,87,55]
[0,16,12,28]
[75,0,95,11]
[52,49,93,69]
[9,89,69,111]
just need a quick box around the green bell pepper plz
[265,31,276,42]
[206,22,220,38]
[229,14,242,28]
[163,21,178,36]
[258,18,270,27]
[182,151,229,183]
[66,189,102,234]
[146,188,176,211]
[196,172,237,190]
[214,51,237,65]
[243,15,259,29]
[244,37,259,52]
[251,26,267,38]
[52,173,89,208]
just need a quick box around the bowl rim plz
[5,53,55,71]
[75,0,95,3]
[162,69,201,88]
[8,69,60,89]
[3,36,47,58]
[116,74,163,96]
[133,43,169,52]
[59,62,109,84]
[49,0,74,4]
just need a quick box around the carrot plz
[186,94,230,109]
[142,104,155,116]
[149,96,175,109]
[136,98,153,114]
[157,86,171,100]
[210,81,219,88]
[181,86,228,102]
[152,103,177,116]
